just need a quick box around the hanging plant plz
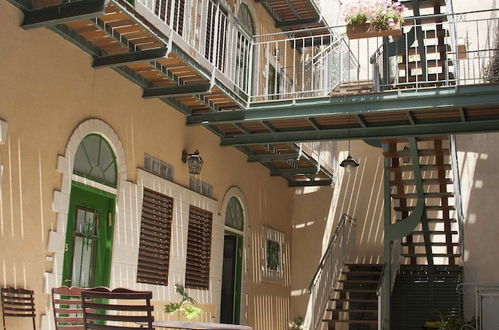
[343,0,406,39]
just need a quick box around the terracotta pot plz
[346,21,403,40]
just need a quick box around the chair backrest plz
[1,287,36,330]
[51,286,84,330]
[81,287,154,329]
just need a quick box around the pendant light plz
[340,116,359,172]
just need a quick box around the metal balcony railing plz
[130,1,498,104]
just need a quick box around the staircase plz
[382,136,461,266]
[397,0,454,86]
[323,264,382,330]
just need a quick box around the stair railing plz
[450,134,465,259]
[377,239,402,330]
[306,213,357,330]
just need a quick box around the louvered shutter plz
[185,206,213,290]
[137,188,174,286]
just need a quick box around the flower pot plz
[346,21,403,39]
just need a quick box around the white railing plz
[250,34,360,102]
[134,0,253,103]
[305,214,356,330]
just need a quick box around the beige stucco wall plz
[290,140,385,323]
[0,1,294,329]
[456,133,499,321]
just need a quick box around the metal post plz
[382,142,392,330]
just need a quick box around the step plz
[394,205,455,212]
[398,73,454,84]
[338,280,379,284]
[402,242,459,246]
[391,192,454,199]
[401,253,461,257]
[383,148,450,158]
[407,44,450,55]
[387,164,452,172]
[330,298,377,303]
[342,270,382,276]
[324,319,378,324]
[327,308,378,313]
[426,217,457,223]
[390,178,452,186]
[333,289,377,293]
[401,0,446,10]
[404,15,448,25]
[411,230,458,235]
[399,59,451,70]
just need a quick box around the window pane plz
[266,240,280,271]
[225,197,243,231]
[71,236,95,288]
[73,135,117,187]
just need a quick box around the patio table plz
[145,321,252,330]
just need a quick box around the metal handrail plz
[450,135,465,259]
[307,214,356,293]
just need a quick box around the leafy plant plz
[164,284,203,320]
[424,312,476,330]
[289,316,304,330]
[343,0,406,31]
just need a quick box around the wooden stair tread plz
[404,15,448,25]
[390,178,452,185]
[333,289,377,293]
[411,230,458,235]
[327,309,377,313]
[324,319,378,324]
[342,270,382,275]
[383,148,450,158]
[391,192,454,199]
[330,298,377,303]
[400,0,446,9]
[387,164,452,172]
[402,253,461,257]
[399,59,452,70]
[402,242,459,246]
[395,205,455,211]
[427,217,457,222]
[398,73,454,83]
[338,280,379,284]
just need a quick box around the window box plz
[346,21,402,40]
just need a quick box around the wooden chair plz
[51,286,85,329]
[1,287,36,330]
[81,287,154,329]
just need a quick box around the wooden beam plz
[22,0,106,29]
[93,47,168,68]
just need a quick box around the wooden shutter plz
[137,188,174,286]
[185,205,213,290]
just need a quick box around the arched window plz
[73,134,117,187]
[224,197,244,231]
[237,3,254,35]
[235,4,255,96]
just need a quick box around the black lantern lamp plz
[402,145,411,164]
[339,116,359,172]
[182,149,204,175]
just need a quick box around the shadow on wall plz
[290,140,385,321]
[456,133,499,321]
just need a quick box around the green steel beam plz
[186,85,499,125]
[22,0,106,29]
[248,153,299,162]
[93,47,168,68]
[270,167,317,176]
[220,119,499,146]
[143,83,211,99]
[288,178,332,187]
[276,17,320,28]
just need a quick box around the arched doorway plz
[61,134,117,288]
[220,192,246,324]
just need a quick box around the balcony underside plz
[187,84,499,146]
[8,0,333,187]
[255,0,328,36]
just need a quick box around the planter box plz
[347,22,403,39]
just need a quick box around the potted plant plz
[343,0,406,39]
[164,284,203,320]
[289,316,304,330]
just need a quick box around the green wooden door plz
[62,182,115,287]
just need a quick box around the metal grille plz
[185,205,213,290]
[391,265,463,330]
[137,188,174,286]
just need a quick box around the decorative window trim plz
[262,226,284,282]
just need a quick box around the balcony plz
[10,0,499,186]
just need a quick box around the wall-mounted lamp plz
[182,149,204,175]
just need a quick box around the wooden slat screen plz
[137,188,174,286]
[185,205,213,290]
